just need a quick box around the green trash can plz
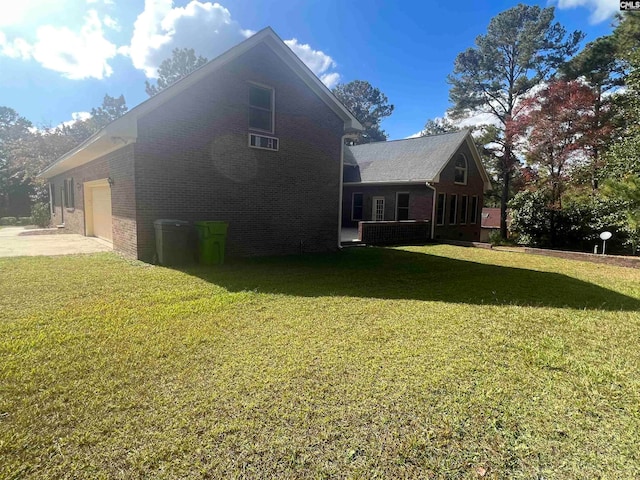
[195,221,228,265]
[154,219,192,266]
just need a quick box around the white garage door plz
[91,185,113,242]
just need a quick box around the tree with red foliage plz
[508,80,608,209]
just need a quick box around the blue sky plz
[0,0,619,139]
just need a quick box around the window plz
[436,193,446,226]
[449,194,458,225]
[249,84,274,133]
[460,195,468,224]
[372,197,385,221]
[352,193,364,221]
[64,178,75,209]
[454,154,468,184]
[470,196,479,224]
[249,133,279,151]
[396,193,409,221]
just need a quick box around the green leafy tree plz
[600,34,640,252]
[613,11,640,61]
[560,36,624,188]
[145,48,208,97]
[90,94,128,130]
[0,107,34,215]
[420,118,460,136]
[448,4,583,238]
[602,176,640,253]
[332,80,394,144]
[508,80,603,209]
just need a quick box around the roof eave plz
[344,180,433,186]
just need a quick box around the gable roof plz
[39,27,362,179]
[344,130,491,191]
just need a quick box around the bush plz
[31,202,51,228]
[508,190,552,246]
[17,217,34,226]
[0,217,18,226]
[509,190,633,253]
[488,229,518,246]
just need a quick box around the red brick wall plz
[134,42,345,261]
[342,184,434,228]
[432,141,484,242]
[49,145,137,258]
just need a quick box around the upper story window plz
[249,84,274,133]
[454,154,468,184]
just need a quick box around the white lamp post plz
[600,231,612,255]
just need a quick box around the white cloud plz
[127,0,245,77]
[406,130,424,139]
[58,111,92,129]
[405,112,501,139]
[0,10,118,79]
[556,0,619,24]
[320,72,341,89]
[32,10,117,79]
[0,32,33,60]
[285,38,340,87]
[126,1,341,86]
[0,2,37,27]
[103,14,120,31]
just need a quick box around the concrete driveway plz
[0,227,112,257]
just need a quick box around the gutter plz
[425,182,437,240]
[344,180,432,186]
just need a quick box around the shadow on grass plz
[181,247,640,311]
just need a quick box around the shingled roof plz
[344,129,473,183]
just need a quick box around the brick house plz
[342,130,491,242]
[38,28,362,261]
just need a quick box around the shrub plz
[17,217,34,226]
[508,190,551,247]
[0,217,18,226]
[31,202,51,228]
[509,190,632,253]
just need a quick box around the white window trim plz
[248,82,275,135]
[436,193,446,226]
[470,195,478,224]
[395,192,410,221]
[460,195,468,225]
[372,196,385,222]
[449,194,458,225]
[454,153,468,185]
[351,192,364,221]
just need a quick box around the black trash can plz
[154,219,192,266]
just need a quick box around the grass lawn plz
[1,245,640,479]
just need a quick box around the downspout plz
[425,182,436,240]
[337,133,348,250]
